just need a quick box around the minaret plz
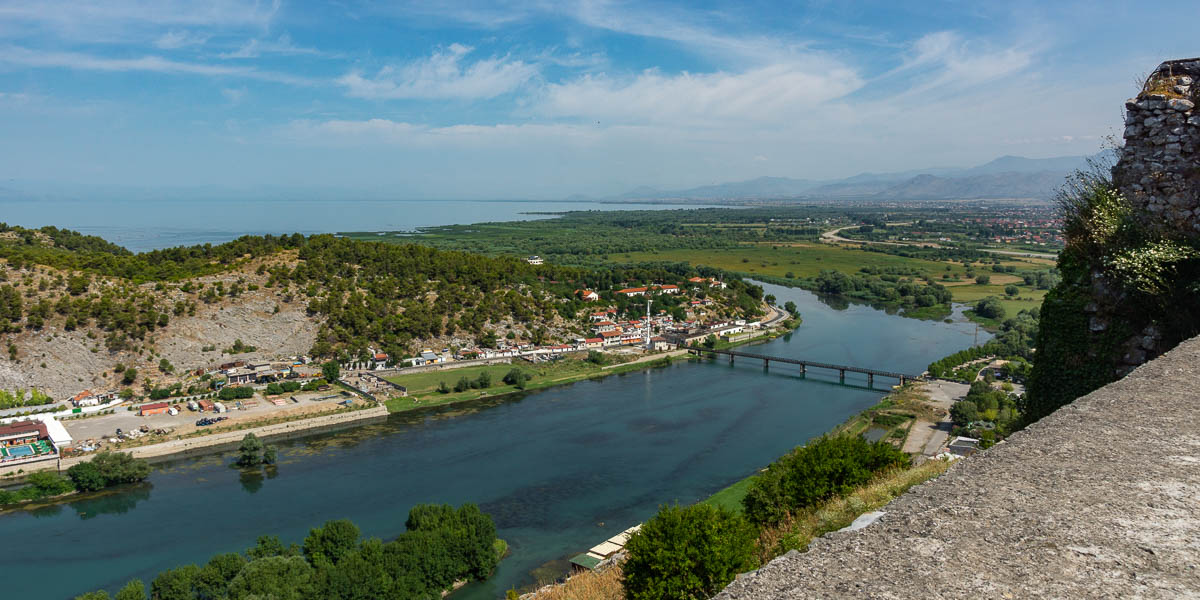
[645,296,652,347]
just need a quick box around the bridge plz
[687,347,922,387]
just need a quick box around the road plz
[820,225,1058,259]
[902,380,969,458]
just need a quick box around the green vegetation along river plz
[0,281,987,599]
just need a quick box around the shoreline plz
[384,326,793,415]
[0,404,389,484]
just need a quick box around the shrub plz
[742,435,909,526]
[623,503,756,600]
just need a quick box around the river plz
[0,198,710,253]
[0,282,987,599]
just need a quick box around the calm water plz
[0,282,986,599]
[0,198,710,252]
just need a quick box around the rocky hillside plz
[0,225,767,402]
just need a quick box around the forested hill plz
[0,224,766,389]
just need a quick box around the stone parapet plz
[716,334,1200,599]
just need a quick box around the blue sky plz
[0,0,1195,199]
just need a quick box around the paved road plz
[821,225,1058,260]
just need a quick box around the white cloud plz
[219,34,325,59]
[0,0,280,41]
[154,30,210,49]
[537,61,862,125]
[221,87,247,104]
[0,45,317,85]
[337,44,538,100]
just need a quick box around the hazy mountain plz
[603,153,1102,202]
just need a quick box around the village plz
[0,273,787,476]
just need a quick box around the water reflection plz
[26,483,155,520]
[239,471,264,494]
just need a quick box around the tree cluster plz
[741,435,910,527]
[0,451,150,504]
[74,505,501,600]
[66,451,153,492]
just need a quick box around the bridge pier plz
[868,373,874,387]
[763,358,769,371]
[729,354,734,365]
[839,369,845,383]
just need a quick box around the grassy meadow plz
[603,242,1051,318]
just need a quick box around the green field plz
[605,243,952,279]
[604,243,1050,317]
[382,355,681,413]
[703,474,758,513]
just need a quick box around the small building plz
[617,287,648,297]
[526,255,544,265]
[139,402,171,416]
[0,421,47,448]
[72,390,101,407]
[576,289,600,302]
[656,284,680,294]
[650,336,676,351]
[405,350,447,367]
[947,436,981,457]
[582,337,603,349]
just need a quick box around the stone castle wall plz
[1113,58,1200,234]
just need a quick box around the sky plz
[0,0,1196,199]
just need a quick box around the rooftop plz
[717,334,1200,599]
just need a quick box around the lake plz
[0,198,711,253]
[0,282,986,599]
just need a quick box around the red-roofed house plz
[139,402,171,416]
[617,287,648,297]
[576,289,600,302]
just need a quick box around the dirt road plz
[902,380,968,457]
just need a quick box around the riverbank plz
[384,328,789,415]
[0,404,389,481]
[524,380,953,599]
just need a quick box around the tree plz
[263,446,278,465]
[622,503,756,600]
[975,274,991,285]
[502,368,528,389]
[303,519,361,566]
[322,361,340,383]
[228,556,314,600]
[784,300,798,316]
[122,367,138,385]
[27,471,74,496]
[66,461,107,492]
[1004,284,1019,297]
[437,380,451,394]
[89,451,151,485]
[114,580,146,600]
[950,400,980,426]
[973,296,1006,320]
[158,358,174,374]
[237,433,265,467]
[476,371,492,389]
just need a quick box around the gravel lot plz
[64,389,354,445]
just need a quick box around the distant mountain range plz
[593,153,1111,203]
